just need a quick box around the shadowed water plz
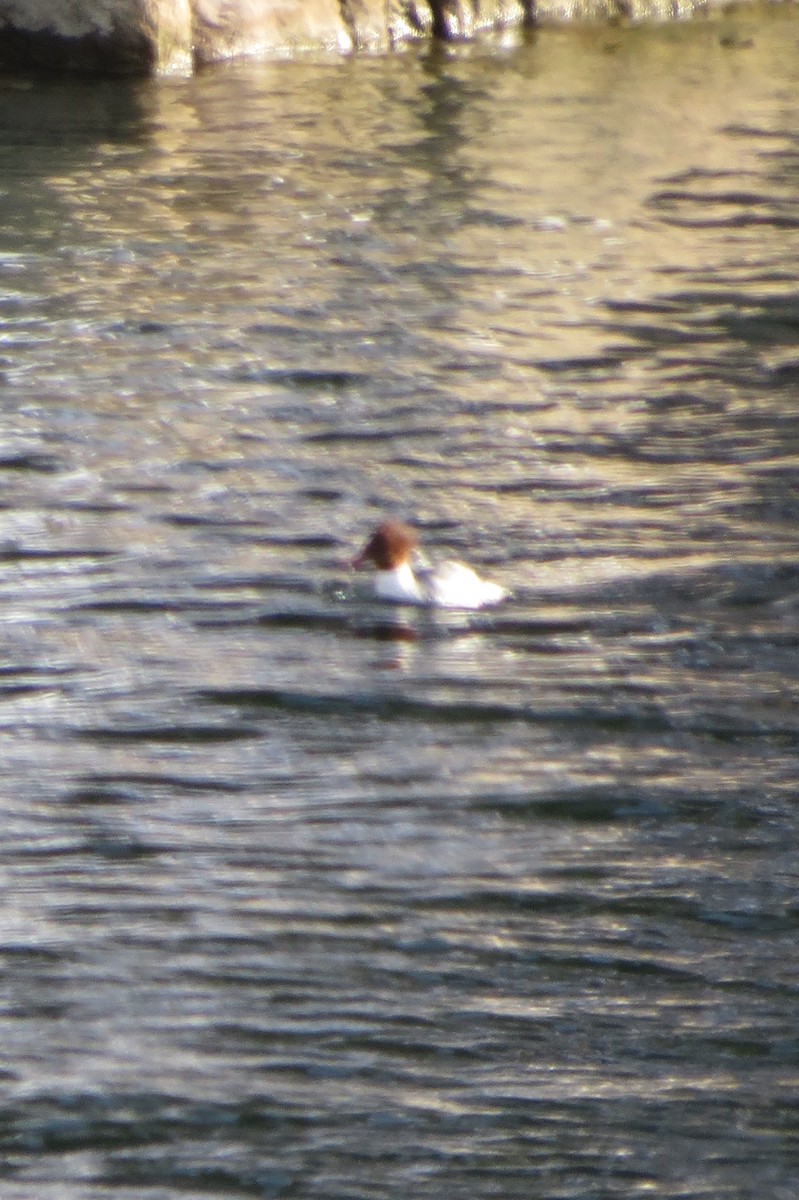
[0,11,798,1199]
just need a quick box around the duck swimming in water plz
[351,520,507,610]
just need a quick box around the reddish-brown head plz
[352,520,417,571]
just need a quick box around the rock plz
[0,0,755,75]
[0,0,193,74]
[191,1,353,65]
[428,0,528,38]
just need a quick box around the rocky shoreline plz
[0,0,785,75]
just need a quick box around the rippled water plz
[1,11,798,1199]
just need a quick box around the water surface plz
[0,12,798,1199]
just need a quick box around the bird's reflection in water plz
[353,617,420,670]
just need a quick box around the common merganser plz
[351,520,507,609]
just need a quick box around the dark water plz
[1,10,798,1199]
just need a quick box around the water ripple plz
[1,19,798,1199]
